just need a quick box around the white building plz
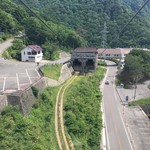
[21,45,43,62]
[98,48,132,62]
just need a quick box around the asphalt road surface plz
[102,61,133,150]
[0,39,13,55]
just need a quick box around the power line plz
[101,0,150,54]
[118,0,150,37]
[19,0,56,36]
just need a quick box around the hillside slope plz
[14,0,150,48]
[0,0,86,59]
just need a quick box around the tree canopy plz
[13,0,150,48]
[121,49,150,83]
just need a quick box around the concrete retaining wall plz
[0,95,7,112]
[140,105,150,118]
[1,77,47,116]
[0,64,73,115]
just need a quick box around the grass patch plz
[40,64,62,80]
[0,86,59,150]
[98,60,107,66]
[64,67,106,149]
[148,84,150,89]
[128,98,150,106]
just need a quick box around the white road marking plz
[2,77,6,91]
[25,69,32,84]
[101,67,111,150]
[16,73,20,90]
[35,69,41,78]
[114,76,135,150]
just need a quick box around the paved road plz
[102,61,133,150]
[0,39,13,55]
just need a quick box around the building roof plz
[98,48,133,55]
[28,45,43,51]
[74,47,98,53]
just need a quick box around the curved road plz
[102,61,133,150]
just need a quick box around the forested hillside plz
[14,0,150,48]
[0,0,86,59]
[121,0,150,18]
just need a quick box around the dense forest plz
[0,0,86,59]
[13,0,150,48]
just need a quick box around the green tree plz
[122,55,144,82]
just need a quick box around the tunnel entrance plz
[71,48,98,74]
[72,59,82,72]
[86,59,95,72]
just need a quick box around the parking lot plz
[0,59,41,93]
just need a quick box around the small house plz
[21,45,43,62]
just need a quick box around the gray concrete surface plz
[116,80,150,102]
[121,105,150,150]
[116,80,150,150]
[0,60,41,93]
[102,60,150,150]
[0,40,71,93]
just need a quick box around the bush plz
[98,60,107,66]
[64,67,105,149]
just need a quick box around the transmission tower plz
[101,22,109,48]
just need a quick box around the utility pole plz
[133,77,137,99]
[100,22,108,48]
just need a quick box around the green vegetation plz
[128,98,150,106]
[148,84,150,90]
[0,87,59,150]
[64,67,105,149]
[40,64,62,80]
[98,60,107,66]
[14,0,150,48]
[119,49,150,84]
[1,0,85,60]
[2,39,24,60]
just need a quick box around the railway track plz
[55,75,77,150]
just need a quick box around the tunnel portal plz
[71,48,98,74]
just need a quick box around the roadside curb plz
[100,67,109,150]
[137,105,149,119]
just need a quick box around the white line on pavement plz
[2,77,6,91]
[16,73,20,90]
[26,69,32,84]
[114,85,135,150]
[101,67,110,150]
[35,69,41,78]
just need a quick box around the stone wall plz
[0,64,72,115]
[3,77,47,116]
[140,105,150,118]
[0,95,7,112]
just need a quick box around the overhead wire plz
[19,0,150,50]
[19,0,56,36]
[100,0,150,54]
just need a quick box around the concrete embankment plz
[0,63,74,115]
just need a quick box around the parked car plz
[105,80,109,85]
